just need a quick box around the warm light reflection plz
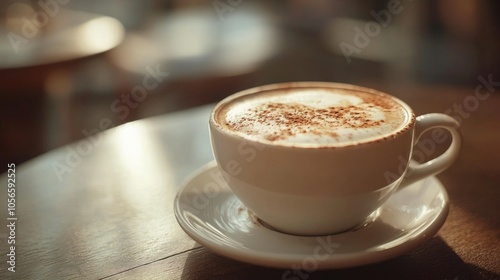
[114,122,155,169]
[82,121,177,259]
[74,16,125,54]
[110,121,175,213]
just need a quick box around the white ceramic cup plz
[209,82,462,236]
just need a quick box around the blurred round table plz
[0,9,125,172]
[0,9,124,70]
[108,6,281,111]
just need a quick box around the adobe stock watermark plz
[179,167,227,215]
[282,236,340,280]
[213,0,244,21]
[7,0,71,54]
[219,140,265,178]
[179,139,265,219]
[339,0,412,63]
[50,64,169,182]
[384,74,498,182]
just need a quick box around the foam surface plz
[217,88,409,145]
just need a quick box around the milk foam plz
[218,88,409,145]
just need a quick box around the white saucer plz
[174,161,449,269]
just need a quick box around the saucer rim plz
[174,161,449,269]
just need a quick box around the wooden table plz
[1,83,499,279]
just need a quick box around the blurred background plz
[1,0,499,173]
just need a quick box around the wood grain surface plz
[0,84,499,279]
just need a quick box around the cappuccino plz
[210,82,461,235]
[216,85,410,146]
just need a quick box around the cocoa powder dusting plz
[226,101,393,141]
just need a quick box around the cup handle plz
[399,113,462,188]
